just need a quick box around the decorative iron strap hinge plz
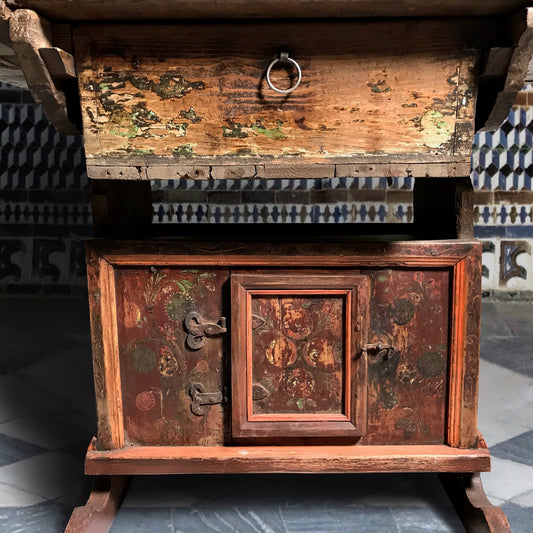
[189,383,224,416]
[184,311,227,350]
[362,342,395,363]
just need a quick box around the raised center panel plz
[231,273,368,443]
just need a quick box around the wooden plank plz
[440,473,511,533]
[65,476,131,533]
[231,274,367,443]
[87,240,477,270]
[9,9,80,134]
[7,1,528,20]
[74,20,480,168]
[84,439,491,475]
[39,46,76,80]
[91,161,472,181]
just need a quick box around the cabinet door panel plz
[115,267,229,446]
[231,273,368,443]
[364,268,450,445]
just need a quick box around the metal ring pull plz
[266,52,302,94]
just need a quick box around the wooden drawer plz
[74,19,488,179]
[87,239,481,451]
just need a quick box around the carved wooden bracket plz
[9,8,80,134]
[479,8,533,132]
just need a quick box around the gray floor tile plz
[0,452,84,500]
[0,297,90,374]
[480,302,513,337]
[0,413,94,450]
[500,502,533,533]
[480,336,533,377]
[391,506,463,532]
[497,302,533,339]
[0,501,70,533]
[110,507,173,532]
[491,430,533,467]
[0,434,46,468]
[478,360,533,446]
[0,376,65,424]
[172,506,286,533]
[282,506,396,532]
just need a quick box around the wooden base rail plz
[85,439,490,475]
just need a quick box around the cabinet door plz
[115,267,229,446]
[231,273,368,443]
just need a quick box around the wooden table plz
[4,1,532,531]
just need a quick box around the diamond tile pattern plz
[0,297,531,532]
[1,83,533,295]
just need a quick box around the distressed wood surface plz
[363,268,450,445]
[74,20,480,172]
[87,239,481,451]
[115,267,229,446]
[231,274,368,442]
[480,8,533,131]
[64,476,130,533]
[86,247,124,449]
[7,0,528,20]
[440,473,512,533]
[88,239,477,268]
[9,9,80,133]
[84,439,491,475]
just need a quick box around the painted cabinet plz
[87,239,480,451]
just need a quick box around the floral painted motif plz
[366,269,450,445]
[115,267,228,446]
[251,296,344,415]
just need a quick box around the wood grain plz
[231,274,368,442]
[9,9,80,134]
[65,476,130,533]
[9,1,528,20]
[75,20,479,169]
[84,438,491,475]
[440,473,511,533]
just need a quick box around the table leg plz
[65,475,132,533]
[439,472,511,533]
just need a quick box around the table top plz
[6,0,531,20]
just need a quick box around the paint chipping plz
[172,143,196,157]
[368,80,391,94]
[252,120,286,140]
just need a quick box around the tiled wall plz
[0,83,532,297]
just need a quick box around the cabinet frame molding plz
[86,239,481,451]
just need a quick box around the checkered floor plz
[0,297,531,532]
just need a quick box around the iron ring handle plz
[266,52,302,94]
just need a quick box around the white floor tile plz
[0,376,65,424]
[0,482,45,507]
[482,457,533,503]
[0,452,83,500]
[0,413,92,450]
[510,489,533,508]
[478,360,533,447]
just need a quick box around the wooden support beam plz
[9,8,80,134]
[39,46,75,81]
[4,0,530,20]
[64,476,131,533]
[440,473,511,533]
[478,8,533,131]
[413,177,474,239]
[91,179,152,238]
